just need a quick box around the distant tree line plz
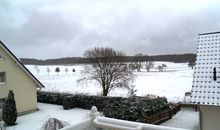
[20,54,196,65]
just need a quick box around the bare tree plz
[133,53,144,72]
[46,67,50,76]
[188,60,195,69]
[128,85,137,98]
[34,65,40,76]
[145,61,154,72]
[157,64,167,72]
[64,68,69,75]
[128,63,135,71]
[158,66,163,72]
[79,47,134,96]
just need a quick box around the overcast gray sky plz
[0,0,220,59]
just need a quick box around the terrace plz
[0,103,199,130]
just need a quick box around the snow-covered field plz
[1,103,89,130]
[26,62,194,102]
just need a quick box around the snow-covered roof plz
[191,31,220,106]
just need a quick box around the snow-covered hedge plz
[37,91,169,123]
[63,95,125,110]
[63,95,169,123]
[103,98,170,122]
[37,91,71,105]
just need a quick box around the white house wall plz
[199,105,220,130]
[191,32,220,105]
[0,45,38,113]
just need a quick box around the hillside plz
[20,53,196,65]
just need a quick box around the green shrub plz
[2,90,17,126]
[37,91,70,105]
[37,91,170,123]
[103,97,169,122]
[62,95,126,111]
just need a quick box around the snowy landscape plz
[26,62,194,102]
[0,61,195,130]
[0,62,194,130]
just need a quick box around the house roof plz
[0,41,44,88]
[190,32,220,106]
[199,31,220,36]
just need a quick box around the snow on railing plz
[60,106,189,130]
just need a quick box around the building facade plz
[191,31,220,130]
[0,41,44,118]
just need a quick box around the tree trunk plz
[102,89,108,96]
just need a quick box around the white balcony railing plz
[60,106,189,130]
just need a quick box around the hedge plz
[63,95,126,111]
[103,98,169,122]
[37,91,71,105]
[37,91,170,123]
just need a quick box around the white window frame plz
[0,98,5,109]
[0,53,3,60]
[0,72,6,85]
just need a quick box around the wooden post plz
[169,109,172,119]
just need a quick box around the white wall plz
[200,105,220,130]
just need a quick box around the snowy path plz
[161,108,200,130]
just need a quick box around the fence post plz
[159,112,161,123]
[169,109,172,119]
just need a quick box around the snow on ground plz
[161,108,199,130]
[26,62,194,102]
[0,103,89,130]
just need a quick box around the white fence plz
[60,106,189,130]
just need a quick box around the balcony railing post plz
[89,106,100,120]
[89,106,100,130]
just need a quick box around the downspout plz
[199,106,202,130]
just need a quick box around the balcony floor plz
[161,108,199,130]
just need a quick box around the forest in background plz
[20,53,196,65]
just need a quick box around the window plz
[0,72,5,84]
[0,53,3,60]
[0,98,5,109]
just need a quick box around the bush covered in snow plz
[63,95,169,122]
[37,91,169,123]
[103,97,169,122]
[40,118,70,130]
[2,90,17,126]
[63,95,126,111]
[37,91,71,105]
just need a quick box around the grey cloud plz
[0,0,220,59]
[8,11,82,46]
